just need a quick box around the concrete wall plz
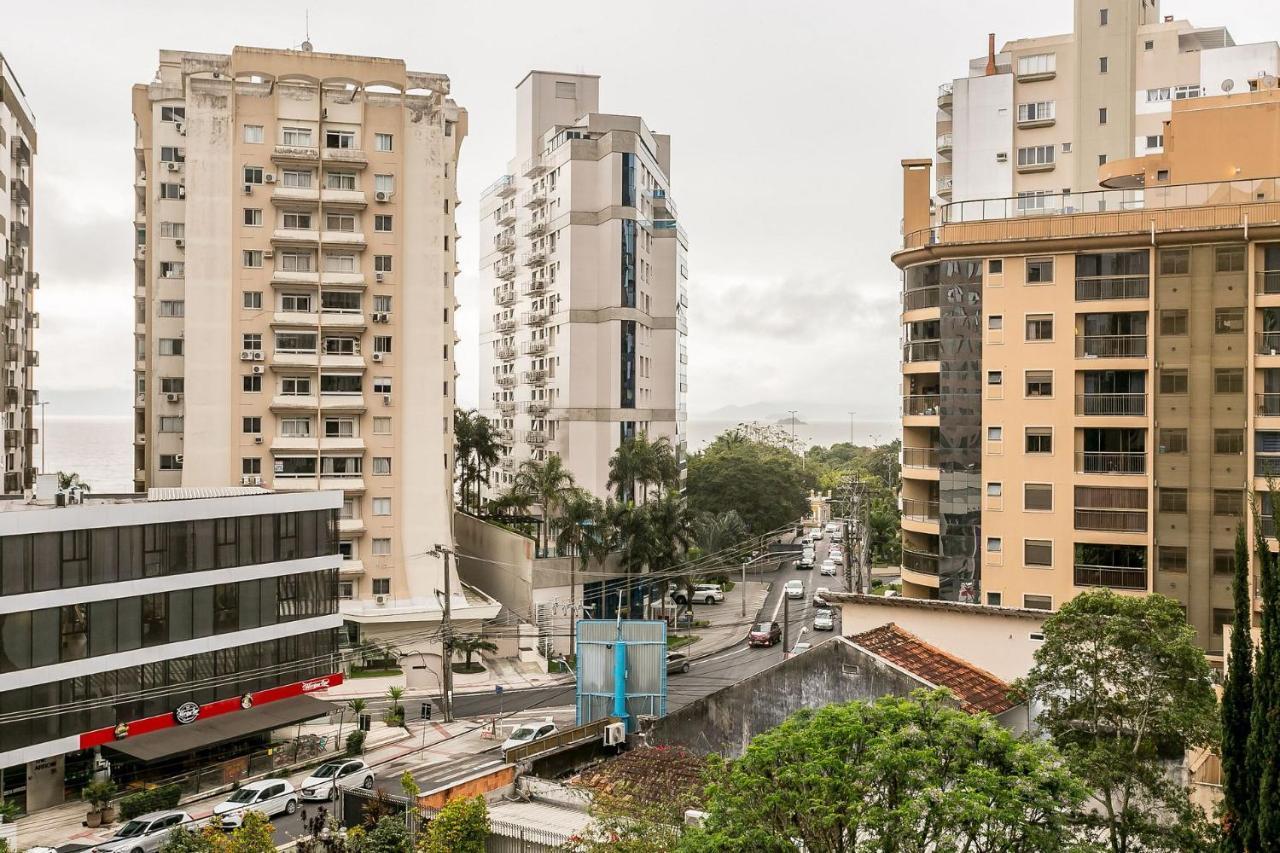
[454,511,536,616]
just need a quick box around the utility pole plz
[847,411,855,446]
[741,558,748,617]
[432,545,455,723]
[787,410,798,454]
[782,593,790,653]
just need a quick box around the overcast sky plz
[8,0,1277,420]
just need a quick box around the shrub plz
[346,730,366,756]
[119,783,182,820]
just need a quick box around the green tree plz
[384,686,405,727]
[1249,498,1280,849]
[608,433,679,504]
[57,471,92,492]
[679,689,1086,852]
[228,810,276,853]
[162,824,228,853]
[1221,525,1255,852]
[448,634,498,672]
[554,490,615,655]
[686,435,814,535]
[422,795,489,853]
[362,814,411,853]
[1017,590,1217,853]
[511,455,577,555]
[454,409,502,514]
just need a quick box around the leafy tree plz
[57,471,91,492]
[1221,525,1255,851]
[161,823,229,853]
[686,435,814,535]
[361,814,411,853]
[555,490,616,653]
[679,689,1086,852]
[422,795,489,853]
[399,770,420,802]
[228,810,276,853]
[448,634,498,671]
[454,409,502,514]
[608,433,679,504]
[510,455,577,554]
[1017,590,1217,853]
[384,686,405,727]
[1249,498,1280,849]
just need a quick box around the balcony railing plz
[496,375,517,389]
[496,318,517,333]
[520,189,546,209]
[496,289,516,307]
[1076,451,1146,475]
[902,446,938,468]
[1074,508,1147,533]
[902,548,940,576]
[1076,334,1147,358]
[1256,456,1280,477]
[903,286,941,312]
[903,394,941,416]
[495,262,517,281]
[494,235,515,254]
[482,174,514,199]
[1075,393,1146,416]
[521,369,547,386]
[901,498,940,523]
[1260,332,1280,355]
[937,83,953,107]
[936,133,953,152]
[522,311,549,327]
[1257,271,1280,295]
[903,340,941,363]
[1073,564,1147,590]
[522,155,546,178]
[1074,276,1149,301]
[521,341,549,356]
[522,280,547,297]
[496,346,517,361]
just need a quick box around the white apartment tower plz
[132,46,498,649]
[478,72,689,500]
[936,0,1280,207]
[0,54,39,494]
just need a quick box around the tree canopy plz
[422,795,489,853]
[686,435,815,535]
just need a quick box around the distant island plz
[776,415,808,426]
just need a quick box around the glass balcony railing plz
[1075,393,1146,416]
[903,340,941,362]
[1258,394,1280,416]
[1073,564,1147,590]
[903,286,941,311]
[902,548,940,575]
[901,498,940,523]
[902,446,938,468]
[1260,332,1280,355]
[903,394,941,416]
[1074,276,1149,301]
[1076,335,1147,358]
[1076,451,1146,475]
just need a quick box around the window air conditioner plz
[375,272,384,283]
[253,351,265,361]
[372,352,384,362]
[178,186,186,198]
[243,184,253,194]
[166,162,179,172]
[373,312,389,323]
[254,436,264,445]
[604,722,626,746]
[175,239,185,249]
[251,365,265,375]
[240,350,254,361]
[165,393,181,402]
[263,250,274,259]
[174,454,184,464]
[375,594,387,606]
[382,394,392,406]
[264,174,277,184]
[375,191,390,202]
[175,122,186,136]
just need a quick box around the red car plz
[748,621,782,647]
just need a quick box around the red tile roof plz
[847,623,1017,715]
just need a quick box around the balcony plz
[521,250,547,268]
[496,208,517,228]
[521,401,549,417]
[937,175,953,196]
[903,286,940,312]
[496,261,517,281]
[496,318,517,333]
[496,345,517,362]
[499,457,516,472]
[523,220,547,239]
[522,155,547,178]
[494,429,513,444]
[495,288,517,307]
[1076,451,1145,475]
[521,369,547,386]
[902,547,940,576]
[1074,564,1147,590]
[497,401,516,415]
[1074,508,1147,533]
[901,498,939,523]
[322,189,367,207]
[271,145,320,164]
[12,138,31,166]
[522,340,549,357]
[1260,332,1280,355]
[1076,335,1147,358]
[525,430,547,446]
[322,147,368,168]
[9,179,30,208]
[1075,393,1146,416]
[521,280,547,297]
[482,174,515,200]
[520,189,547,209]
[937,83,953,108]
[1074,276,1149,301]
[1257,271,1280,295]
[902,446,938,468]
[496,375,517,389]
[271,186,320,205]
[902,340,940,363]
[494,235,516,254]
[649,188,676,218]
[936,133,953,155]
[522,310,549,327]
[903,394,941,417]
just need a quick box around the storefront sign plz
[301,677,332,693]
[173,702,201,725]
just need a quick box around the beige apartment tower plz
[897,78,1280,659]
[0,54,40,493]
[478,72,689,501]
[132,46,498,651]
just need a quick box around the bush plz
[119,784,182,820]
[346,730,366,756]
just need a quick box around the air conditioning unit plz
[174,454,184,464]
[375,272,384,283]
[241,474,263,486]
[240,350,254,361]
[166,162,179,172]
[175,122,186,135]
[382,394,392,406]
[263,250,274,259]
[175,238,185,249]
[178,186,186,198]
[375,594,387,606]
[375,191,390,202]
[253,351,265,361]
[372,312,389,323]
[243,184,253,194]
[264,174,277,184]
[996,152,1009,163]
[254,436,264,445]
[321,108,329,120]
[165,393,181,402]
[603,722,626,746]
[372,352,384,362]
[251,365,265,375]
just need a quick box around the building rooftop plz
[569,746,707,820]
[825,592,1048,621]
[847,624,1017,715]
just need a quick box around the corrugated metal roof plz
[486,799,593,836]
[147,487,271,502]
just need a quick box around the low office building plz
[0,486,342,812]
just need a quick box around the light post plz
[787,410,798,454]
[39,400,48,473]
[847,411,855,446]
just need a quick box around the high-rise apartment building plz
[936,0,1279,206]
[478,72,689,500]
[132,47,497,647]
[896,75,1280,658]
[0,54,40,494]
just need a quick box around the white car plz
[299,758,375,801]
[829,547,844,560]
[813,609,835,631]
[692,584,725,604]
[784,579,805,599]
[214,779,298,828]
[820,560,837,576]
[91,811,192,853]
[502,720,558,752]
[813,587,831,606]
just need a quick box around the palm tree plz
[57,471,91,493]
[341,697,368,751]
[469,415,503,513]
[511,456,576,555]
[385,686,405,726]
[608,437,647,503]
[609,433,681,504]
[449,634,499,672]
[453,408,476,509]
[555,490,615,657]
[454,409,504,513]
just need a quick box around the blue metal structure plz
[575,619,666,733]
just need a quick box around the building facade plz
[478,72,689,500]
[0,54,40,494]
[0,488,342,812]
[936,0,1280,207]
[131,47,493,645]
[896,81,1280,658]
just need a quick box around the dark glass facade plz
[621,320,637,409]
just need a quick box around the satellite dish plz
[1222,78,1235,93]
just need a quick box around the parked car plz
[748,621,782,647]
[813,587,831,606]
[798,549,815,569]
[91,811,192,853]
[784,579,805,599]
[825,522,840,533]
[692,584,725,604]
[832,531,844,544]
[820,560,837,576]
[502,720,558,752]
[214,780,298,829]
[666,651,691,674]
[829,546,844,561]
[299,758,375,801]
[813,609,835,631]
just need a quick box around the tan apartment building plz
[477,72,689,502]
[896,79,1280,658]
[936,0,1279,206]
[0,54,40,493]
[132,46,498,654]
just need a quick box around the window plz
[158,416,183,433]
[1145,39,1154,50]
[324,254,357,273]
[988,259,1003,275]
[283,212,313,230]
[243,166,263,185]
[244,125,264,144]
[374,295,392,313]
[282,169,312,189]
[243,375,262,392]
[986,483,1003,498]
[242,417,261,434]
[1026,427,1053,454]
[1017,54,1056,77]
[158,300,184,318]
[373,377,392,394]
[1156,169,1170,182]
[1024,540,1053,567]
[372,498,391,516]
[1174,84,1203,100]
[160,146,185,163]
[1215,429,1245,454]
[1098,154,1108,166]
[160,261,185,278]
[242,333,262,352]
[322,291,361,313]
[1159,250,1189,275]
[374,215,393,232]
[282,126,312,146]
[1024,483,1053,511]
[989,315,1003,330]
[1214,550,1235,576]
[161,106,186,123]
[1026,314,1053,341]
[1017,191,1051,212]
[1062,142,1072,153]
[1026,258,1054,283]
[159,454,183,470]
[372,457,392,475]
[371,578,391,595]
[1145,135,1164,150]
[1146,87,1171,103]
[1215,368,1245,394]
[1159,369,1188,394]
[327,171,357,191]
[159,377,184,393]
[987,537,1002,553]
[281,376,312,396]
[987,593,1003,606]
[1099,8,1108,25]
[987,426,1003,442]
[373,417,392,434]
[372,539,392,556]
[375,255,393,273]
[373,336,392,354]
[1017,102,1055,122]
[280,251,313,272]
[160,183,184,199]
[326,213,355,232]
[242,458,261,475]
[281,293,313,313]
[1159,546,1187,573]
[325,130,356,149]
[1099,107,1109,124]
[1216,309,1246,335]
[1017,145,1055,167]
[988,371,1003,386]
[1159,488,1187,513]
[1159,428,1188,454]
[374,133,393,152]
[281,418,312,437]
[1216,246,1246,272]
[243,208,262,226]
[1025,370,1053,397]
[242,250,263,268]
[1159,309,1188,335]
[320,374,362,395]
[1099,57,1109,73]
[1214,490,1244,516]
[1023,594,1053,611]
[374,174,395,196]
[159,338,183,356]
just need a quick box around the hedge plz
[118,784,183,820]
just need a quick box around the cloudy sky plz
[7,0,1276,421]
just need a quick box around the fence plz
[486,819,573,852]
[145,727,344,799]
[338,786,420,835]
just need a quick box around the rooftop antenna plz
[301,10,313,52]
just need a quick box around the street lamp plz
[787,410,798,453]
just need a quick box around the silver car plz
[91,810,193,853]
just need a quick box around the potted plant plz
[82,780,117,827]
